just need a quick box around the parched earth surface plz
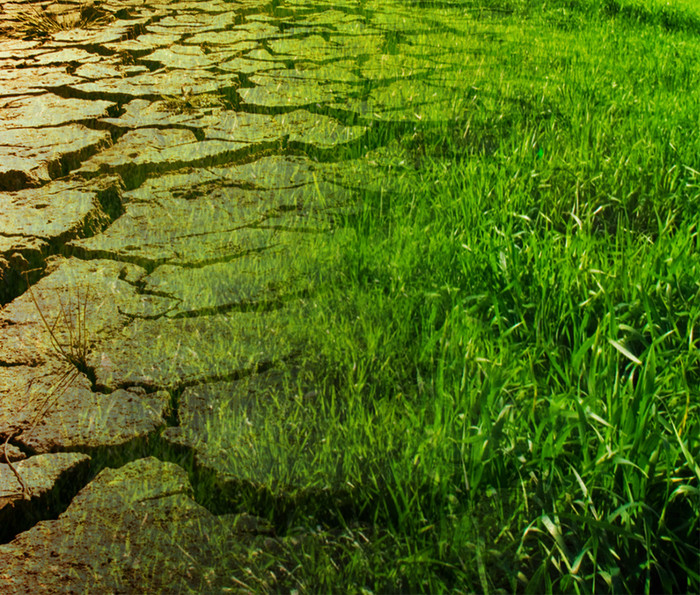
[0,0,476,590]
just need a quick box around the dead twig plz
[2,435,29,500]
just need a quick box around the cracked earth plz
[0,0,474,590]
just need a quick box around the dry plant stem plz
[2,273,88,498]
[2,435,29,500]
[1,365,80,500]
[227,575,255,593]
[26,365,81,433]
[54,287,90,369]
[24,271,71,364]
[15,2,110,38]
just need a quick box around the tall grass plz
[88,0,700,592]
[228,2,700,591]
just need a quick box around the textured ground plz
[0,0,473,589]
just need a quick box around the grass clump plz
[224,1,700,592]
[12,1,111,39]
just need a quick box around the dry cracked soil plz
[0,0,473,590]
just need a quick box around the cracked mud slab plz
[93,107,364,161]
[0,257,173,362]
[0,175,122,242]
[0,258,174,451]
[0,95,115,129]
[70,157,345,267]
[0,66,79,97]
[71,206,309,267]
[69,68,240,100]
[0,0,485,585]
[0,452,90,507]
[0,175,123,304]
[0,458,277,593]
[0,124,111,191]
[0,452,90,540]
[89,310,290,390]
[0,359,170,453]
[77,127,251,178]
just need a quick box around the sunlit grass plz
[226,1,700,592]
[48,0,696,591]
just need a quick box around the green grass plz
[35,0,694,591]
[213,1,700,592]
[1,1,696,592]
[572,0,700,32]
[497,0,700,32]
